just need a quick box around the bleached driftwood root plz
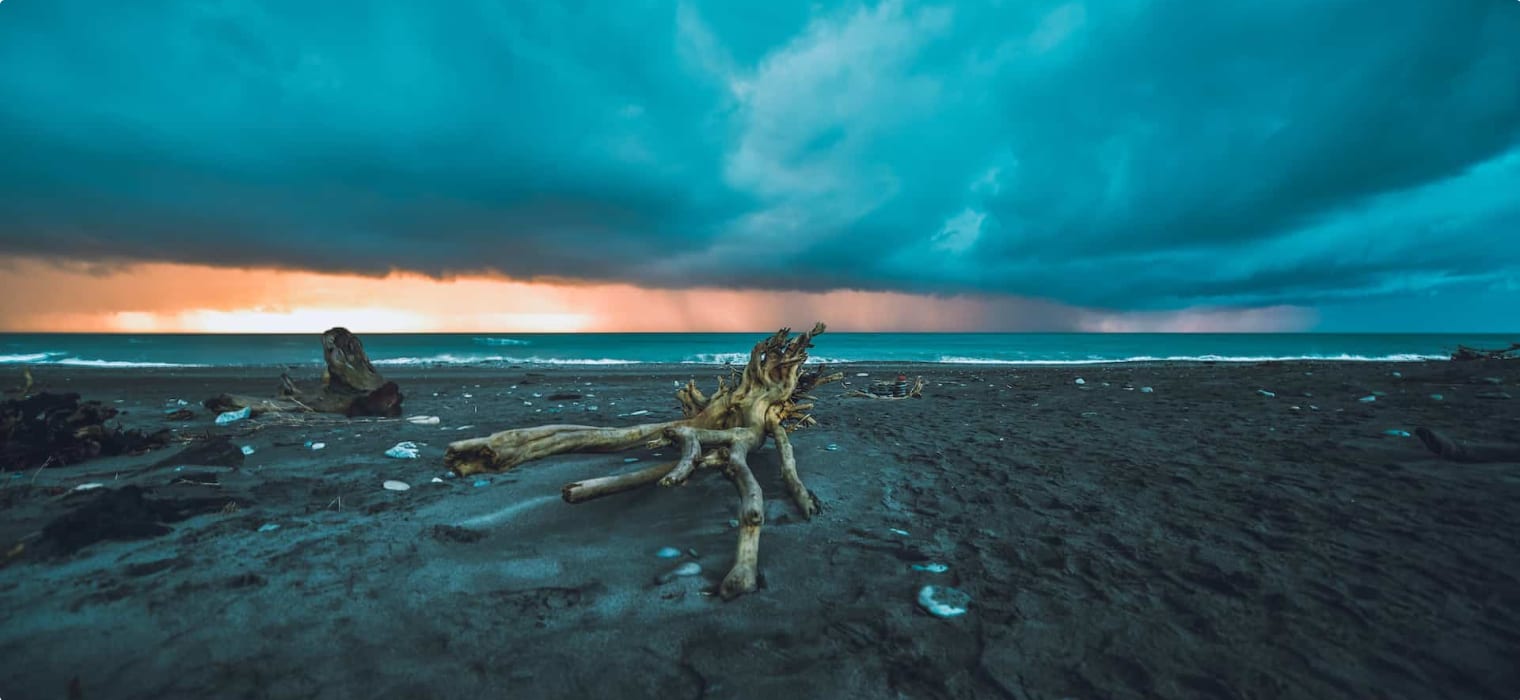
[445,323,842,599]
[205,328,403,418]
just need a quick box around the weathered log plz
[205,328,403,418]
[1450,342,1520,361]
[445,323,843,599]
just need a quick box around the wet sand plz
[2,360,1518,699]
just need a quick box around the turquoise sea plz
[0,333,1514,368]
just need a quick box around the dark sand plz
[2,360,1518,699]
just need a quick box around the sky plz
[1,0,1518,332]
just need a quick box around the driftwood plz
[444,323,843,599]
[847,376,924,400]
[1,392,171,470]
[205,328,403,418]
[1450,343,1520,361]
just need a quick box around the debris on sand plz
[1,392,172,470]
[917,585,971,618]
[385,442,421,459]
[406,415,441,425]
[383,480,411,491]
[1256,389,1276,398]
[214,406,251,425]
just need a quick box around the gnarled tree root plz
[445,323,843,599]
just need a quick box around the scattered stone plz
[656,546,682,559]
[385,441,420,459]
[624,457,640,463]
[912,562,950,573]
[917,585,971,618]
[1074,378,1086,385]
[1382,429,1411,438]
[1139,386,1154,394]
[1429,394,1444,401]
[431,477,445,483]
[889,528,910,537]
[1358,395,1377,403]
[855,373,870,377]
[383,480,411,491]
[656,561,702,584]
[473,479,490,488]
[1391,371,1402,378]
[1256,389,1276,398]
[73,482,105,492]
[825,443,840,451]
[257,523,280,533]
[240,445,255,456]
[406,415,441,425]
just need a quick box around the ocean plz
[0,332,1512,369]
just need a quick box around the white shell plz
[383,480,411,491]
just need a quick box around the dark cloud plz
[2,0,1518,314]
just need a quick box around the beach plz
[2,359,1517,699]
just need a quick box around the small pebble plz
[624,457,640,463]
[1391,371,1402,378]
[431,477,445,483]
[889,528,910,536]
[473,479,490,488]
[656,546,682,559]
[1074,378,1086,385]
[1139,386,1153,394]
[1382,429,1411,438]
[309,442,326,450]
[1257,389,1276,398]
[912,563,950,573]
[824,444,839,451]
[73,482,105,491]
[917,585,971,618]
[1358,395,1376,403]
[656,562,702,583]
[383,480,411,491]
[240,445,255,456]
[257,523,280,533]
[1430,394,1444,401]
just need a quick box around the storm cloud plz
[2,0,1518,313]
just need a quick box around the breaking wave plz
[472,337,532,347]
[935,353,1447,364]
[374,354,639,366]
[0,352,204,368]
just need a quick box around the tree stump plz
[205,328,403,418]
[444,323,843,599]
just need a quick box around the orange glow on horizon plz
[0,256,1314,333]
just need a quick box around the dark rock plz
[152,437,244,469]
[431,524,486,543]
[39,485,234,556]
